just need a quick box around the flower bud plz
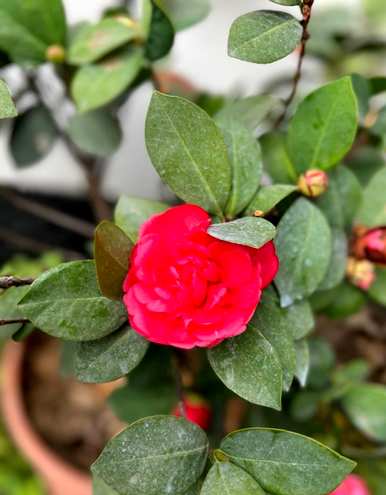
[346,257,375,291]
[172,393,212,430]
[352,227,386,265]
[45,44,65,63]
[298,169,329,198]
[329,474,370,495]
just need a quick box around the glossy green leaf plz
[285,300,314,341]
[295,339,310,387]
[216,95,279,131]
[347,147,385,186]
[290,390,319,422]
[275,198,332,307]
[342,384,386,442]
[68,18,142,65]
[67,110,122,158]
[93,476,119,495]
[94,221,132,301]
[0,80,16,119]
[208,323,282,409]
[356,167,386,228]
[73,325,148,383]
[219,428,355,495]
[228,10,302,64]
[287,77,358,173]
[208,217,275,249]
[146,0,175,61]
[321,282,366,319]
[369,267,386,307]
[260,132,297,183]
[215,118,262,217]
[316,166,362,230]
[158,0,210,31]
[72,48,144,113]
[18,261,127,341]
[92,416,209,495]
[0,286,29,339]
[10,106,58,167]
[308,338,335,389]
[245,184,297,216]
[114,195,169,243]
[318,229,348,291]
[201,462,265,495]
[145,92,231,218]
[351,73,370,120]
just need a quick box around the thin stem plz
[172,351,186,417]
[274,0,315,128]
[0,318,29,326]
[0,276,34,289]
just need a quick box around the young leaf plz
[201,462,265,495]
[369,267,386,307]
[208,323,283,410]
[67,110,122,158]
[208,217,275,249]
[145,92,231,218]
[18,261,127,341]
[342,384,386,442]
[355,167,386,228]
[228,10,302,64]
[114,195,169,243]
[73,325,149,383]
[219,428,355,495]
[92,416,209,495]
[295,339,310,387]
[10,106,58,167]
[145,0,175,61]
[72,48,144,113]
[157,0,210,31]
[275,198,332,306]
[68,18,142,65]
[245,184,297,216]
[318,229,348,291]
[260,132,297,183]
[0,286,30,339]
[215,118,262,218]
[94,221,132,301]
[0,80,16,119]
[287,77,358,173]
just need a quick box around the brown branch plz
[0,318,29,326]
[274,0,315,128]
[0,276,34,289]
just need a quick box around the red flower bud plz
[45,44,65,63]
[352,227,386,266]
[346,257,375,291]
[172,393,212,430]
[298,169,329,198]
[329,474,370,495]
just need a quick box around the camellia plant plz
[0,0,385,494]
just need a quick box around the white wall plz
[0,0,359,201]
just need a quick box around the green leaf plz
[321,282,366,319]
[318,229,348,291]
[260,132,297,183]
[0,80,16,118]
[342,384,386,442]
[219,428,355,495]
[94,221,132,301]
[357,459,386,495]
[145,92,231,218]
[68,18,142,65]
[73,325,148,383]
[275,198,332,306]
[285,300,315,341]
[370,106,386,139]
[316,166,362,230]
[201,462,265,495]
[347,147,385,186]
[10,106,58,167]
[228,10,302,64]
[93,475,119,495]
[114,195,169,243]
[216,95,279,131]
[295,339,310,387]
[145,0,175,61]
[157,0,210,31]
[92,416,209,495]
[369,267,386,306]
[0,286,29,339]
[67,110,122,158]
[270,0,299,4]
[332,359,370,387]
[72,48,144,113]
[208,323,283,410]
[287,77,358,173]
[208,217,275,249]
[356,167,386,228]
[215,118,262,218]
[0,0,66,63]
[18,261,127,341]
[245,184,297,216]
[308,338,335,389]
[351,73,370,121]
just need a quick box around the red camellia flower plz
[123,204,278,349]
[330,474,370,495]
[352,227,386,265]
[173,393,212,430]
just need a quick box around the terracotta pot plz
[1,341,92,495]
